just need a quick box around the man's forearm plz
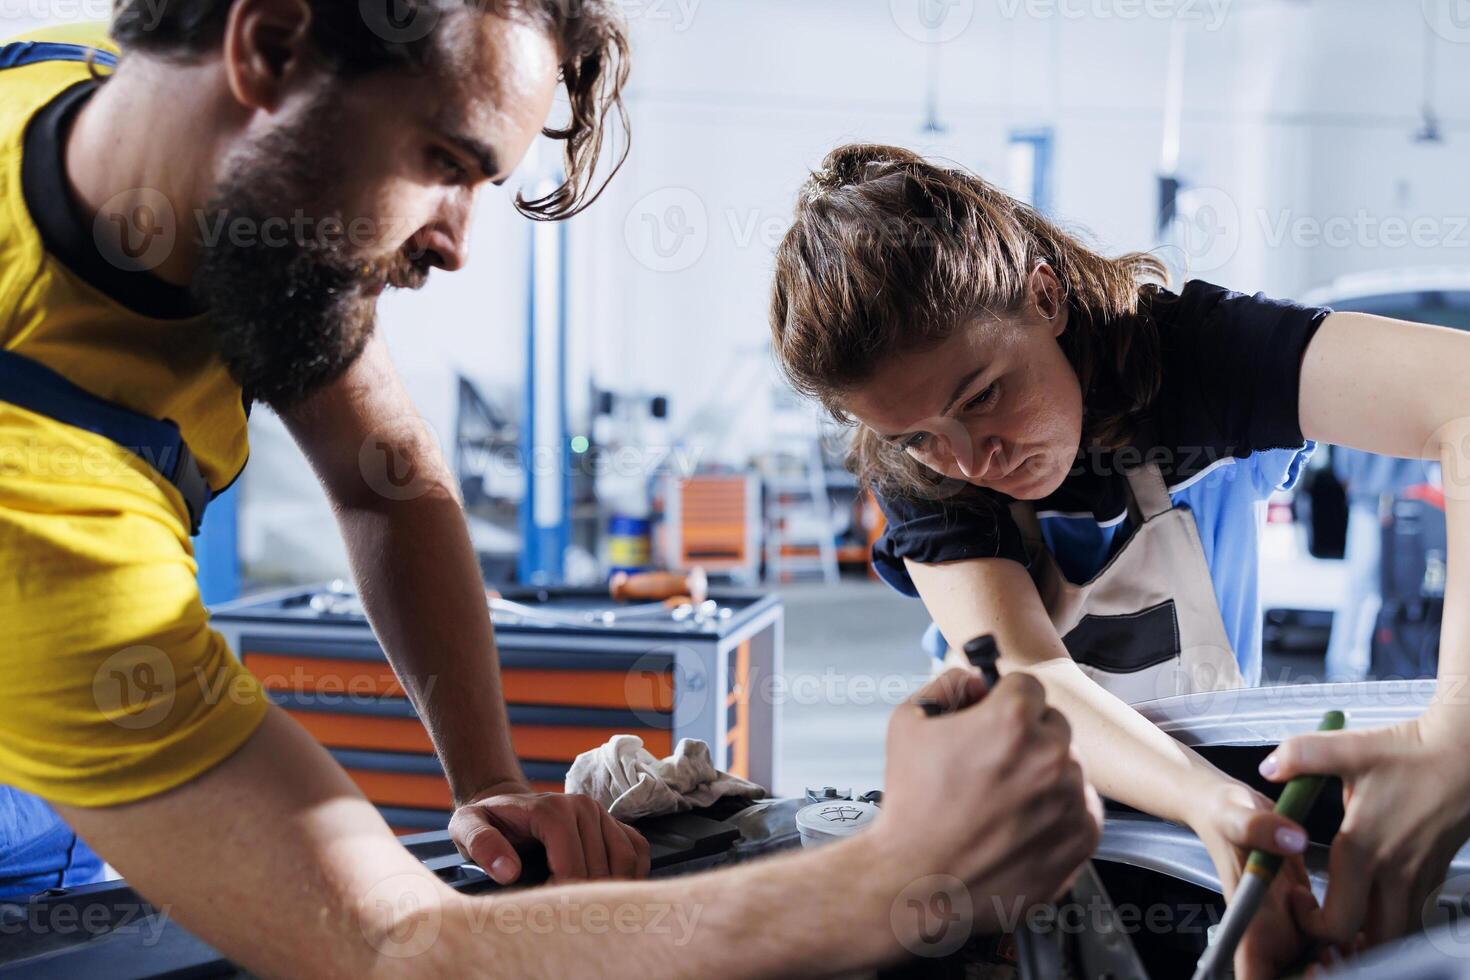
[62,707,907,980]
[455,835,907,979]
[336,487,525,801]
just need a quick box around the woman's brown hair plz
[769,143,1169,502]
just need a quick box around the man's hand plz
[1235,861,1321,980]
[876,668,1103,930]
[1182,778,1319,979]
[449,784,651,884]
[1262,715,1470,950]
[286,343,653,890]
[1187,780,1316,979]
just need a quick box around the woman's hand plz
[1191,780,1317,980]
[1263,712,1470,950]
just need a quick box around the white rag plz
[565,735,766,821]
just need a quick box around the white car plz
[1258,270,1468,664]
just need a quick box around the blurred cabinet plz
[213,585,782,833]
[660,474,762,584]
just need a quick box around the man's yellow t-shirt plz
[0,23,269,807]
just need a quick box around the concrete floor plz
[767,580,1329,798]
[770,580,934,798]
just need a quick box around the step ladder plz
[763,395,840,585]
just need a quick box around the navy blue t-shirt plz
[871,280,1333,685]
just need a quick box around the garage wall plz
[577,0,1470,469]
[239,196,531,582]
[7,2,1468,583]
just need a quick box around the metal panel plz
[1134,680,1434,746]
[1098,812,1470,914]
[329,748,567,785]
[213,585,783,641]
[375,805,453,830]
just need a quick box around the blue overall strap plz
[0,42,209,534]
[0,350,212,535]
[0,41,119,71]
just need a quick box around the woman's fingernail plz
[1258,754,1279,778]
[1276,828,1307,854]
[491,857,519,881]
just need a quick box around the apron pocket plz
[1061,599,1181,673]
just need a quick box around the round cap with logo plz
[795,800,881,848]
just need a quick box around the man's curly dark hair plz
[109,0,630,221]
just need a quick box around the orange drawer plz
[291,711,433,752]
[245,653,403,696]
[731,640,751,779]
[503,669,673,711]
[348,770,452,809]
[345,770,563,809]
[289,710,672,761]
[246,654,673,711]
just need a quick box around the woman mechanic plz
[769,143,1470,975]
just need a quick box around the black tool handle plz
[963,634,1001,688]
[918,634,1003,717]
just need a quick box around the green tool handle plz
[1244,710,1346,878]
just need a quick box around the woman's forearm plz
[910,555,1229,827]
[1013,658,1222,825]
[1426,417,1470,737]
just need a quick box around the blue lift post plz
[1008,128,1054,214]
[195,482,240,605]
[518,191,571,585]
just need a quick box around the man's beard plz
[191,98,430,411]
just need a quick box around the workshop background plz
[12,0,1464,811]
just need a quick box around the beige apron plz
[945,460,1245,703]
